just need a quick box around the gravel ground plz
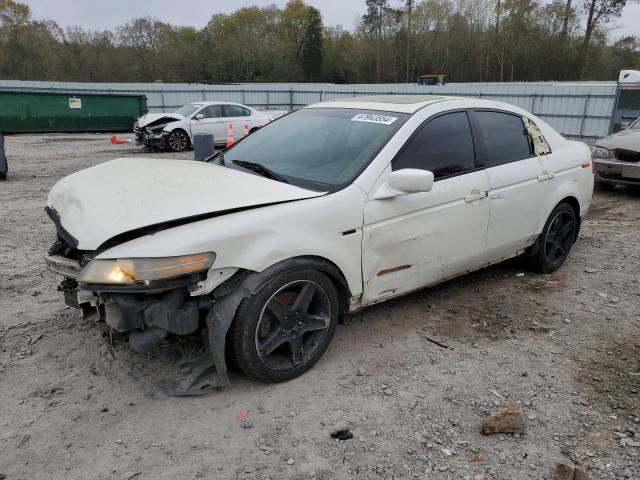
[1,133,639,480]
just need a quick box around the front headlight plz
[591,146,612,159]
[78,253,215,285]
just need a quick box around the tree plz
[363,0,393,82]
[405,0,414,82]
[583,0,628,47]
[0,0,638,84]
[301,7,323,81]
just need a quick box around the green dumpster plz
[0,90,147,133]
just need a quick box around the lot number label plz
[351,113,398,125]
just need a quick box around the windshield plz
[214,108,408,191]
[173,104,200,117]
[630,118,640,130]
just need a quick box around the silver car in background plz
[592,118,640,189]
[133,102,276,152]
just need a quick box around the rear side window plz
[223,105,247,117]
[393,111,475,179]
[473,111,532,167]
[523,117,551,156]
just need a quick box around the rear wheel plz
[531,202,577,273]
[231,269,339,383]
[166,130,189,152]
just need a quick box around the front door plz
[362,111,491,304]
[190,105,226,144]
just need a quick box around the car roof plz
[307,95,455,114]
[189,101,248,107]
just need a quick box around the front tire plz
[231,269,339,383]
[166,129,190,152]
[531,202,577,273]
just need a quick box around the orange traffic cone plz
[243,123,250,138]
[110,135,131,145]
[226,123,235,148]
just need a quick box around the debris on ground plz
[552,462,592,480]
[330,429,353,441]
[481,401,527,434]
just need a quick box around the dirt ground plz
[1,133,639,480]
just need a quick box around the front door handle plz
[537,173,555,181]
[464,191,487,203]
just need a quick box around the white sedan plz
[45,95,594,394]
[133,101,274,152]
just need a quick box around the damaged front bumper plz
[133,123,169,150]
[45,247,246,396]
[594,157,640,186]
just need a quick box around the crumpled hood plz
[47,158,324,250]
[137,112,185,128]
[596,129,640,151]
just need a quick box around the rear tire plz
[231,269,339,383]
[531,202,577,274]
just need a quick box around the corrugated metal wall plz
[0,79,617,137]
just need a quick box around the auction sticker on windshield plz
[350,113,398,125]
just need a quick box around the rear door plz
[362,111,490,304]
[470,110,548,260]
[223,104,252,140]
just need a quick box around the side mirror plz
[373,168,434,199]
[194,113,204,120]
[620,121,630,130]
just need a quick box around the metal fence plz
[0,80,618,138]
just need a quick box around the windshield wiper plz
[232,160,289,183]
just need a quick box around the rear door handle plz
[537,173,555,181]
[464,191,487,203]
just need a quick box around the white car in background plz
[46,95,593,394]
[134,101,274,152]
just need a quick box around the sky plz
[22,0,640,41]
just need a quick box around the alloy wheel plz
[168,131,188,151]
[543,210,575,266]
[255,280,332,372]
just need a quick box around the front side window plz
[200,105,223,119]
[393,111,475,179]
[174,104,200,117]
[212,108,408,192]
[473,111,532,167]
